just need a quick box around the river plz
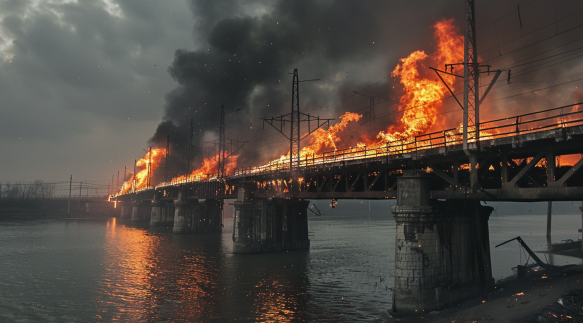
[0,200,581,322]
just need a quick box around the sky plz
[2,0,583,190]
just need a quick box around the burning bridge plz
[115,103,583,313]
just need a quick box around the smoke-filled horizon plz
[3,0,583,184]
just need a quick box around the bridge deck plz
[117,104,583,202]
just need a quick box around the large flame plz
[259,112,362,170]
[170,154,239,183]
[378,19,463,143]
[118,148,166,195]
[117,19,469,191]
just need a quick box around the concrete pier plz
[197,199,223,233]
[151,197,174,227]
[131,200,151,224]
[120,202,132,220]
[173,190,191,234]
[391,170,493,313]
[172,190,222,233]
[233,188,309,254]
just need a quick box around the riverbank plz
[388,264,583,322]
[0,212,115,220]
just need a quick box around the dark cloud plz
[0,0,193,182]
[152,0,426,167]
[3,0,583,185]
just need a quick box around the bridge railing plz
[230,102,583,178]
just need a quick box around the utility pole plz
[353,91,375,130]
[111,175,114,195]
[133,159,136,193]
[78,181,82,208]
[165,135,170,181]
[68,175,72,214]
[148,147,152,188]
[261,68,332,175]
[187,118,193,178]
[290,69,300,173]
[218,105,226,178]
[463,0,480,153]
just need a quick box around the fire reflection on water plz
[253,278,303,322]
[97,222,221,321]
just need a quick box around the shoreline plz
[0,212,115,220]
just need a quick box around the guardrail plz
[231,102,583,178]
[118,102,583,194]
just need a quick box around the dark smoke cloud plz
[152,0,583,174]
[150,0,410,168]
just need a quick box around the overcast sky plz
[2,0,583,187]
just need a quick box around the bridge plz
[114,102,583,313]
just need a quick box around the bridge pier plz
[197,199,223,233]
[173,190,192,233]
[120,202,132,220]
[172,190,223,233]
[233,188,309,254]
[131,200,151,224]
[151,194,175,227]
[391,170,493,313]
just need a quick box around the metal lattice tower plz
[262,69,332,175]
[187,118,193,174]
[463,0,480,152]
[164,135,170,181]
[218,104,226,178]
[290,69,300,172]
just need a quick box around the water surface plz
[0,200,581,322]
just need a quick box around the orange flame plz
[117,19,470,190]
[169,154,239,183]
[260,112,362,170]
[118,148,166,195]
[378,19,463,143]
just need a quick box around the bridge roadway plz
[114,104,583,314]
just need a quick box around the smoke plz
[149,0,583,176]
[149,0,411,170]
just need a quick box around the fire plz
[169,154,239,184]
[303,112,362,155]
[116,20,470,192]
[117,148,166,195]
[378,19,463,143]
[258,112,362,170]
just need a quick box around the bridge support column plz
[391,170,493,313]
[151,197,174,227]
[196,199,223,233]
[131,200,151,224]
[173,190,192,234]
[120,202,132,220]
[150,192,164,227]
[233,188,309,254]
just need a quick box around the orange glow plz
[557,154,582,167]
[117,148,166,195]
[169,154,239,184]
